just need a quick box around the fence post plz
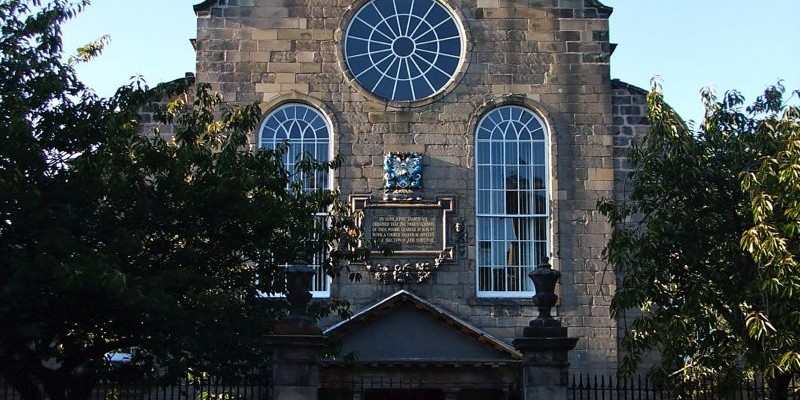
[269,261,326,400]
[512,260,578,400]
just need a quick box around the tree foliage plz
[0,1,364,399]
[600,81,800,396]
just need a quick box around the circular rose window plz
[343,0,465,101]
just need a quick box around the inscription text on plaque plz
[371,216,436,245]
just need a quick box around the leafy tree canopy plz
[600,81,800,397]
[0,1,364,399]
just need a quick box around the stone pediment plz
[323,290,521,364]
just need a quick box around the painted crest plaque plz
[383,152,423,201]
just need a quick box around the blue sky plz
[61,0,799,124]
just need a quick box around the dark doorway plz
[363,389,444,400]
[457,388,506,400]
[318,388,353,400]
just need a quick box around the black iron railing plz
[570,374,800,400]
[0,378,271,400]
[319,378,514,400]
[7,373,798,400]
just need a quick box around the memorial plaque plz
[350,196,455,284]
[351,196,453,255]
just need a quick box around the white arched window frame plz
[475,105,550,297]
[258,103,333,298]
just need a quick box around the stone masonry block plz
[268,63,302,73]
[255,83,281,93]
[277,29,312,40]
[279,83,309,93]
[300,63,321,73]
[257,40,291,51]
[312,29,334,40]
[476,0,499,7]
[274,73,296,83]
[587,168,613,181]
[250,29,278,40]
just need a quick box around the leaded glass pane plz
[258,103,332,296]
[344,0,464,101]
[475,106,548,297]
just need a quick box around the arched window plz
[258,103,332,297]
[475,106,549,297]
[259,103,331,191]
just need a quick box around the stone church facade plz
[184,0,650,396]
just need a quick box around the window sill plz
[467,296,535,306]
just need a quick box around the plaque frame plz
[350,195,455,265]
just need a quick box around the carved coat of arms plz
[383,152,423,200]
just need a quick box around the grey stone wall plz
[611,80,649,203]
[610,80,655,371]
[194,0,618,372]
